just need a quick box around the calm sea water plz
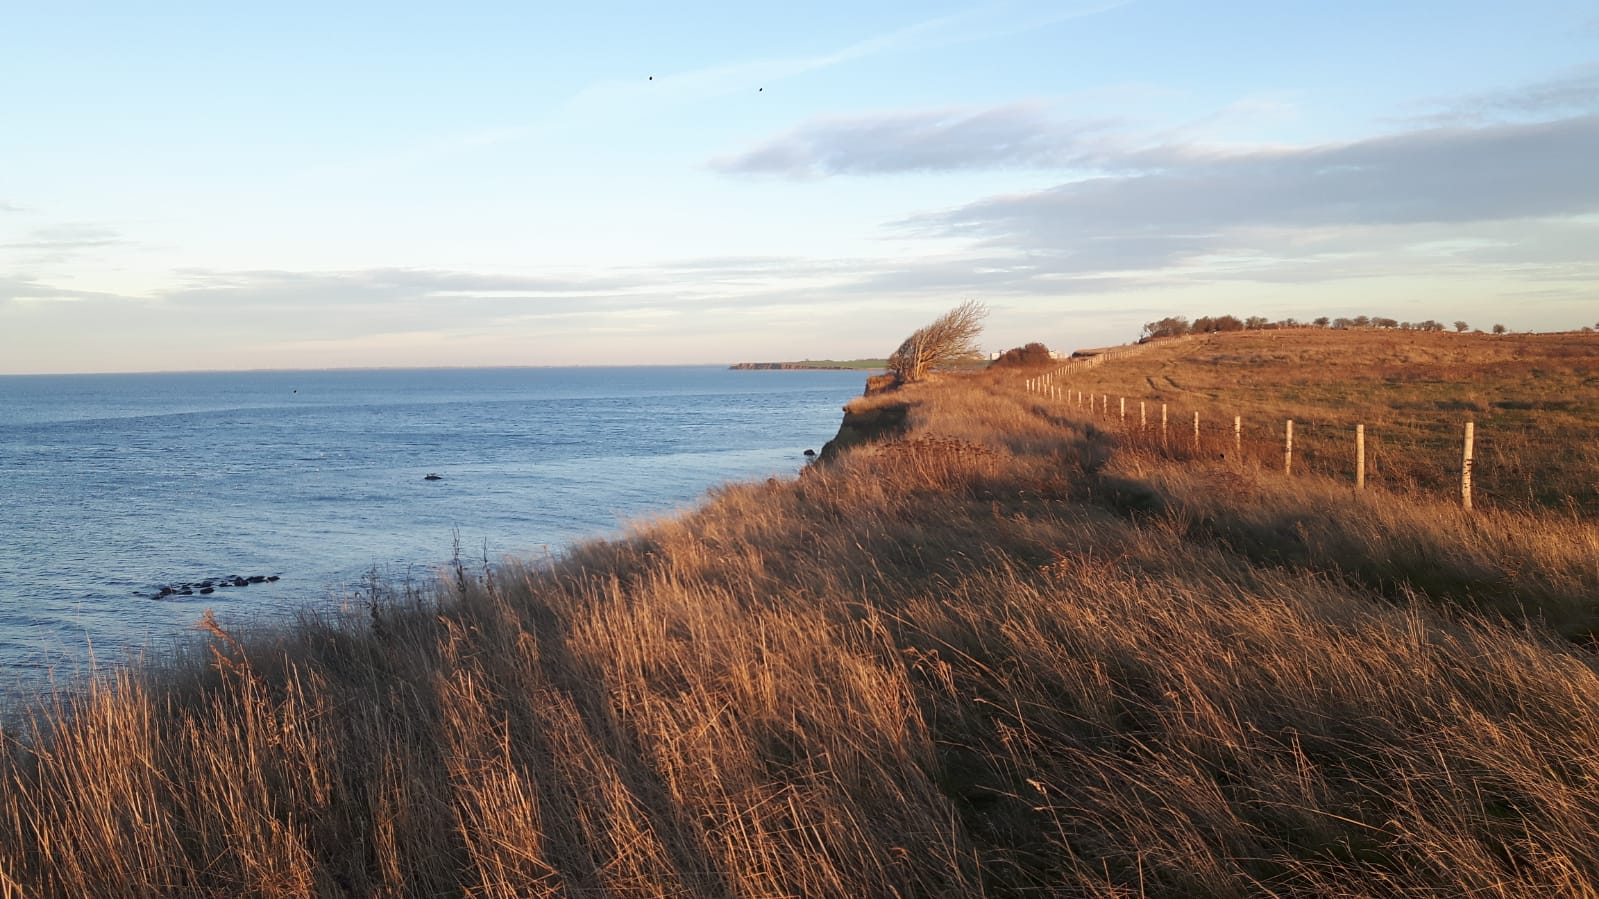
[0,366,866,689]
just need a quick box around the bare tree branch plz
[888,300,988,383]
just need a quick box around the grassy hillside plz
[3,331,1598,897]
[1043,328,1599,511]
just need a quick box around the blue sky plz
[2,1,1596,373]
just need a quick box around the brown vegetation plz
[989,342,1053,369]
[3,331,1598,897]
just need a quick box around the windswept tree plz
[888,300,988,383]
[1141,316,1191,340]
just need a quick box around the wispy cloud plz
[713,104,1121,177]
[163,267,643,308]
[569,2,1132,115]
[710,98,1319,179]
[295,1,1135,183]
[0,223,130,269]
[910,115,1599,245]
[0,275,133,306]
[1410,64,1599,125]
[1,224,124,252]
[569,9,975,110]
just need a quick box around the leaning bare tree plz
[887,300,988,383]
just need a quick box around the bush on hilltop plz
[989,342,1053,369]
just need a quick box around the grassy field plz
[1037,328,1599,511]
[3,330,1598,897]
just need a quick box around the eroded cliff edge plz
[815,373,908,464]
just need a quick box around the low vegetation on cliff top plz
[3,329,1598,897]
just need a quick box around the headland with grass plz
[2,322,1597,897]
[729,359,889,371]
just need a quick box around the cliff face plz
[815,381,909,464]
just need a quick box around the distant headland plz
[729,359,888,371]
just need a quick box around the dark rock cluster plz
[151,574,279,598]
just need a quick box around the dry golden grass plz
[3,347,1598,897]
[1030,328,1599,511]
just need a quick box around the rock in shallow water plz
[149,574,282,599]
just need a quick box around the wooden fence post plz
[1193,411,1200,452]
[1120,397,1126,424]
[1233,415,1241,456]
[1284,420,1294,476]
[1462,421,1475,510]
[1161,404,1168,447]
[1356,424,1366,490]
[1140,401,1147,432]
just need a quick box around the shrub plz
[1141,316,1191,340]
[990,342,1053,369]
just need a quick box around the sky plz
[1,1,1596,374]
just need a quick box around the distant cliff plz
[729,359,887,371]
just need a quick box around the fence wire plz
[1019,375,1598,515]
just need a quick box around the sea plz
[0,366,868,693]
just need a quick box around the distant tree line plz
[1139,315,1512,341]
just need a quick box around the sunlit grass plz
[3,340,1597,897]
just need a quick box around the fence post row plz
[1019,371,1485,507]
